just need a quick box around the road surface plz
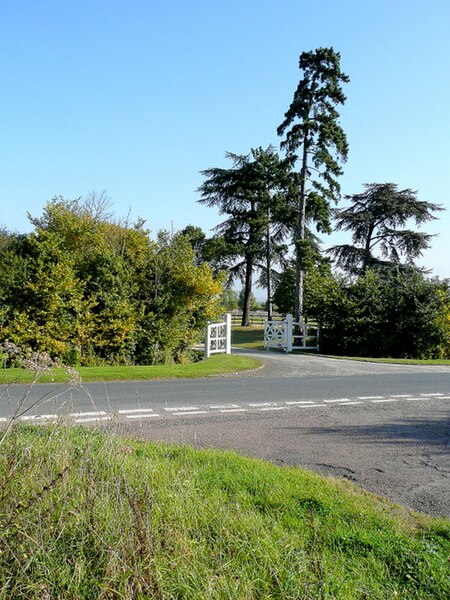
[2,351,449,516]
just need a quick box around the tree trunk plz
[266,206,273,321]
[241,254,253,326]
[294,129,309,324]
[363,223,375,272]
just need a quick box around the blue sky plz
[1,0,449,277]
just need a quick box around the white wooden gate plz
[205,313,232,358]
[264,314,319,353]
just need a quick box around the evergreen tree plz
[198,147,290,325]
[329,183,443,274]
[277,47,349,322]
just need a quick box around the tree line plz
[196,47,449,358]
[0,197,222,366]
[1,47,449,363]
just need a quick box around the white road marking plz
[438,396,450,399]
[285,400,315,405]
[20,414,57,421]
[405,397,429,401]
[219,408,247,413]
[260,406,288,411]
[248,402,278,407]
[324,398,352,403]
[371,399,399,403]
[420,393,444,397]
[164,406,199,412]
[125,413,160,419]
[337,401,363,406]
[74,416,111,423]
[210,404,239,409]
[298,404,327,408]
[389,395,411,398]
[170,410,208,416]
[71,411,107,417]
[118,408,155,414]
[358,396,384,399]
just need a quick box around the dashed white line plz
[210,404,239,409]
[118,408,155,414]
[125,413,160,420]
[285,400,315,405]
[390,395,411,398]
[358,396,384,400]
[219,408,247,413]
[405,397,429,401]
[74,416,111,423]
[337,401,363,406]
[164,406,199,412]
[248,402,278,407]
[170,410,208,416]
[260,406,288,411]
[324,398,352,403]
[20,414,57,421]
[420,393,444,397]
[71,411,107,417]
[372,399,399,403]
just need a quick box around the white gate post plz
[205,323,212,358]
[285,313,293,353]
[225,313,231,354]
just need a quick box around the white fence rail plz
[205,313,232,358]
[264,314,319,353]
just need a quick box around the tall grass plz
[1,424,448,599]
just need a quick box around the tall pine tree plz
[278,47,349,322]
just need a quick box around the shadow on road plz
[282,412,450,451]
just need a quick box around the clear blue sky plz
[1,0,449,277]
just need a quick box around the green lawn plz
[231,325,265,349]
[1,425,448,599]
[0,354,261,384]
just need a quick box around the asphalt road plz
[2,351,449,517]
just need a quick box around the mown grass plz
[1,425,448,599]
[0,354,261,384]
[232,325,265,349]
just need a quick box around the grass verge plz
[1,425,448,599]
[0,354,261,384]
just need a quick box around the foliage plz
[1,425,448,599]
[329,183,443,274]
[277,47,349,321]
[317,268,450,359]
[0,198,223,365]
[238,288,258,312]
[220,288,239,310]
[198,147,291,325]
